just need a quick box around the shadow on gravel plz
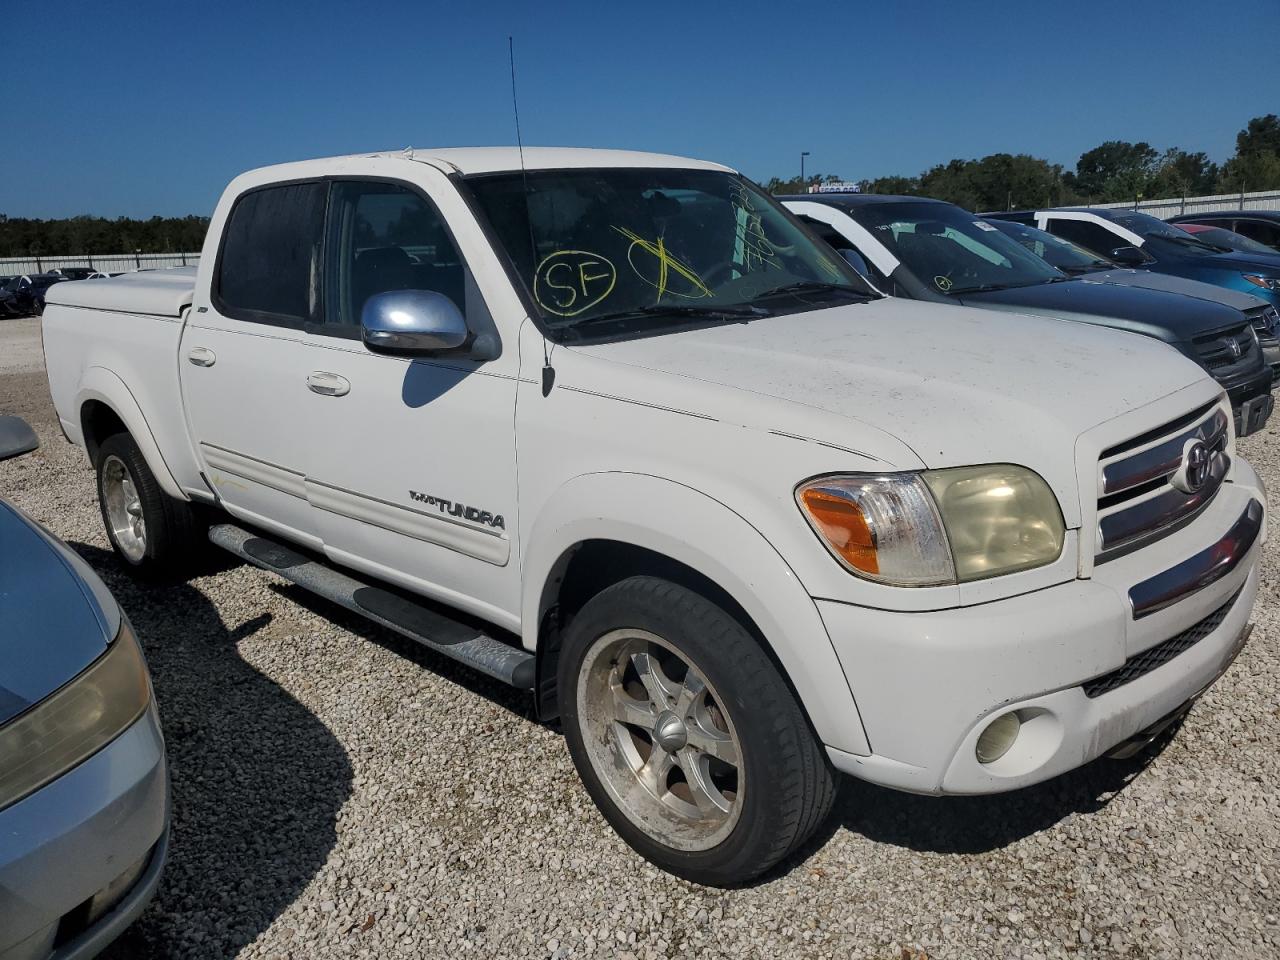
[266,581,548,727]
[70,544,354,960]
[748,720,1186,887]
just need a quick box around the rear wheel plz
[96,432,202,574]
[560,576,835,886]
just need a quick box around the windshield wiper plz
[946,283,1004,294]
[749,280,870,301]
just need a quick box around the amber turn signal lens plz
[798,487,878,574]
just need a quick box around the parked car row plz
[985,207,1280,313]
[0,269,119,318]
[784,193,1278,437]
[27,147,1266,901]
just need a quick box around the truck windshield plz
[986,218,1114,273]
[1110,211,1220,255]
[465,168,874,334]
[847,201,1065,295]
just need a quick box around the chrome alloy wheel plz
[102,454,146,563]
[576,629,744,851]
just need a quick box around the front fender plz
[76,366,186,501]
[521,471,871,757]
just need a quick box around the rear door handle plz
[187,346,216,367]
[307,372,350,397]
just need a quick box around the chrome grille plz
[1248,305,1279,337]
[1192,324,1258,372]
[1095,401,1229,561]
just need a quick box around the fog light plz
[976,712,1021,764]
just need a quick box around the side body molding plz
[521,471,871,757]
[75,366,187,501]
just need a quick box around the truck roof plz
[252,147,734,179]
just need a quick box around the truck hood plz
[0,500,117,725]
[567,298,1211,526]
[1082,269,1269,312]
[956,277,1245,342]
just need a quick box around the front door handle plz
[307,372,350,397]
[187,346,216,367]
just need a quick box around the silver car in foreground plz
[0,416,168,960]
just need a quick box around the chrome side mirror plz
[361,290,469,356]
[0,416,38,462]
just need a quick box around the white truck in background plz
[42,147,1265,885]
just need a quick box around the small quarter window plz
[322,181,466,330]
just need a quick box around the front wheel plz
[559,576,835,886]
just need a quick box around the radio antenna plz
[508,36,555,395]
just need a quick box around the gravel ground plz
[2,315,1278,959]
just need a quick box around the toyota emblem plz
[1171,438,1211,494]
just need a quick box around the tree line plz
[764,114,1280,212]
[0,214,210,260]
[4,114,1279,256]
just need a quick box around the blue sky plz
[7,0,1278,219]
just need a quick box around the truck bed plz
[45,267,197,318]
[41,267,204,498]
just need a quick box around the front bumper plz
[1260,336,1280,376]
[819,477,1263,795]
[0,706,168,960]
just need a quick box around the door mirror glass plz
[0,416,38,462]
[361,289,469,356]
[1108,245,1149,267]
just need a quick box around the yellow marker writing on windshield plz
[533,250,617,316]
[612,225,712,300]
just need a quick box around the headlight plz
[796,464,1065,586]
[1243,274,1280,293]
[0,619,151,812]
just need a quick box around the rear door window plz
[215,182,326,327]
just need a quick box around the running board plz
[208,524,535,689]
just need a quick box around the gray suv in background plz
[0,416,168,960]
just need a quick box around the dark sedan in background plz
[1173,222,1280,256]
[0,275,67,318]
[783,194,1274,436]
[1168,210,1280,251]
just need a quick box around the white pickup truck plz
[43,148,1265,885]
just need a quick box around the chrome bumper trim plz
[1128,499,1263,620]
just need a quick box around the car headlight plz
[0,618,151,812]
[796,465,1065,586]
[1243,274,1280,293]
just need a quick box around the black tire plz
[559,575,835,886]
[95,431,203,575]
